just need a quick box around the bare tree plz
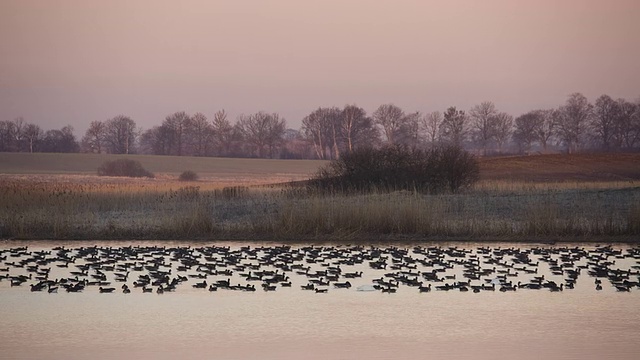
[341,105,372,154]
[469,102,498,155]
[163,111,190,156]
[326,107,343,159]
[23,123,43,153]
[513,111,539,154]
[13,117,25,150]
[613,98,639,150]
[210,110,234,156]
[104,115,138,154]
[422,111,442,146]
[41,125,79,153]
[514,109,555,153]
[302,109,327,159]
[493,112,513,154]
[373,104,405,145]
[0,118,24,152]
[352,117,381,150]
[236,112,286,158]
[591,94,619,151]
[398,111,422,147]
[139,126,164,155]
[302,107,339,159]
[554,93,593,154]
[281,128,314,159]
[81,120,106,153]
[0,121,13,151]
[440,107,467,147]
[188,112,213,156]
[535,109,556,151]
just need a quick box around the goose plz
[188,273,207,279]
[114,271,130,282]
[482,283,496,291]
[615,285,630,292]
[215,279,231,288]
[6,243,640,297]
[333,281,352,289]
[30,283,46,292]
[192,280,207,289]
[343,271,363,278]
[435,283,453,291]
[499,285,517,292]
[549,284,564,292]
[66,283,84,293]
[99,287,116,293]
[133,281,148,288]
[301,283,315,290]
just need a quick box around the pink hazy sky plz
[1,0,639,135]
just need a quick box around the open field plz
[480,153,640,182]
[2,152,640,182]
[0,152,639,241]
[0,152,327,186]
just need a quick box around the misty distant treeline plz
[1,92,639,158]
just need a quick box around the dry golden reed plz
[0,176,638,241]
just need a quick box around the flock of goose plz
[1,244,639,295]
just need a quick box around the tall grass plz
[0,177,638,241]
[267,187,639,240]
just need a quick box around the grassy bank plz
[1,152,639,242]
[1,176,638,241]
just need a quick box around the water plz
[1,240,639,360]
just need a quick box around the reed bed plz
[1,176,639,241]
[266,186,640,240]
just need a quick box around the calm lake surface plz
[1,240,639,360]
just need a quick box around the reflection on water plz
[1,240,639,360]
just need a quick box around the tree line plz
[1,92,639,158]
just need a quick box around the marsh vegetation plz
[0,175,638,241]
[0,152,639,241]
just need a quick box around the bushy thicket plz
[178,170,198,181]
[310,145,479,194]
[97,159,155,178]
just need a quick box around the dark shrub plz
[179,170,198,181]
[310,145,479,194]
[97,159,155,178]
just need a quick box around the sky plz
[1,0,639,135]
